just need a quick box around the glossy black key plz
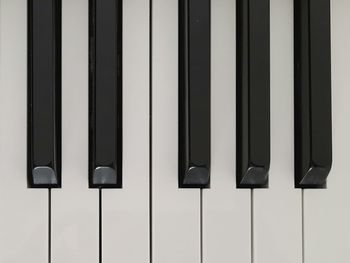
[89,0,122,188]
[294,0,332,188]
[179,0,210,188]
[236,0,270,188]
[27,0,61,188]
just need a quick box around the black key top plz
[27,0,61,188]
[236,0,270,188]
[294,0,332,188]
[179,0,210,188]
[89,0,122,188]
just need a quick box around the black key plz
[89,0,122,188]
[179,0,210,188]
[294,0,332,188]
[236,0,270,188]
[27,0,61,188]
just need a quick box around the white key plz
[152,0,201,262]
[0,1,48,262]
[202,0,251,262]
[102,0,150,262]
[253,1,303,262]
[51,1,99,262]
[304,1,350,262]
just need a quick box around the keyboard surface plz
[0,0,349,263]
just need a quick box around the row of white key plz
[1,0,350,263]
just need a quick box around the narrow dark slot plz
[251,190,254,263]
[200,189,203,263]
[149,0,153,262]
[302,189,305,263]
[48,189,51,263]
[99,189,102,263]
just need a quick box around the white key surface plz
[202,0,251,262]
[102,0,150,262]
[253,1,303,262]
[0,1,48,262]
[304,1,350,262]
[51,1,99,262]
[2,1,350,263]
[152,0,201,262]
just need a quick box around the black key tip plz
[296,165,331,188]
[181,166,210,188]
[92,166,118,188]
[32,166,58,187]
[237,165,269,188]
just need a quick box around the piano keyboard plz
[0,0,349,262]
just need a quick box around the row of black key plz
[28,0,332,189]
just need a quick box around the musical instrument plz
[0,0,348,262]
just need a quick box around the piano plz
[0,0,347,262]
